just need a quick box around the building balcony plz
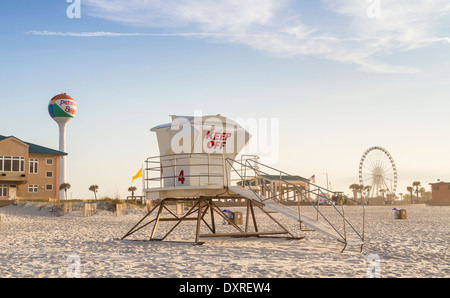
[0,172,27,184]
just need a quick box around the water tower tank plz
[48,93,77,123]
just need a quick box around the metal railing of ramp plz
[226,157,365,252]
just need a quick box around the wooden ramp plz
[229,186,363,246]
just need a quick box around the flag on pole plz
[309,174,315,183]
[131,168,142,183]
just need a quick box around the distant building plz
[430,181,450,203]
[0,135,67,203]
[239,174,311,202]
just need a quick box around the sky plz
[0,0,449,199]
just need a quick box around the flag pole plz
[141,163,145,203]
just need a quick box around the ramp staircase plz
[226,157,365,252]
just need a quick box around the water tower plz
[48,93,77,199]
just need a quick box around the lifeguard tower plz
[121,115,365,252]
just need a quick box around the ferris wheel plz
[359,146,397,198]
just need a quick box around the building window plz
[13,157,24,172]
[0,156,25,172]
[46,171,53,178]
[28,185,38,193]
[46,184,53,191]
[4,158,11,171]
[46,158,53,165]
[434,186,439,191]
[29,159,38,174]
[0,185,7,197]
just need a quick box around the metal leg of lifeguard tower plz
[121,197,302,244]
[121,198,226,243]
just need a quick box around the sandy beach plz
[0,203,448,278]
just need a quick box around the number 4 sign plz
[178,170,185,184]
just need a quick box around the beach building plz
[0,135,67,204]
[430,181,450,203]
[260,174,311,201]
[239,175,311,202]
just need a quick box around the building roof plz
[261,174,309,182]
[429,181,450,185]
[0,135,67,156]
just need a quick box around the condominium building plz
[0,135,67,203]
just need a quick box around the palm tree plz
[89,185,99,200]
[128,186,137,200]
[407,186,414,204]
[419,187,428,202]
[356,184,364,203]
[412,181,421,203]
[349,184,360,201]
[364,185,372,198]
[363,185,372,204]
[60,183,71,200]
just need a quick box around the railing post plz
[342,206,347,244]
[316,189,319,221]
[297,192,302,231]
[207,154,210,186]
[223,156,227,188]
[158,158,162,188]
[173,156,177,187]
[279,172,282,201]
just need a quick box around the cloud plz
[324,0,450,46]
[320,0,450,72]
[84,0,283,30]
[33,0,450,73]
[26,30,233,38]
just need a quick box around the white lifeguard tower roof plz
[150,115,250,157]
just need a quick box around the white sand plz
[0,203,448,278]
